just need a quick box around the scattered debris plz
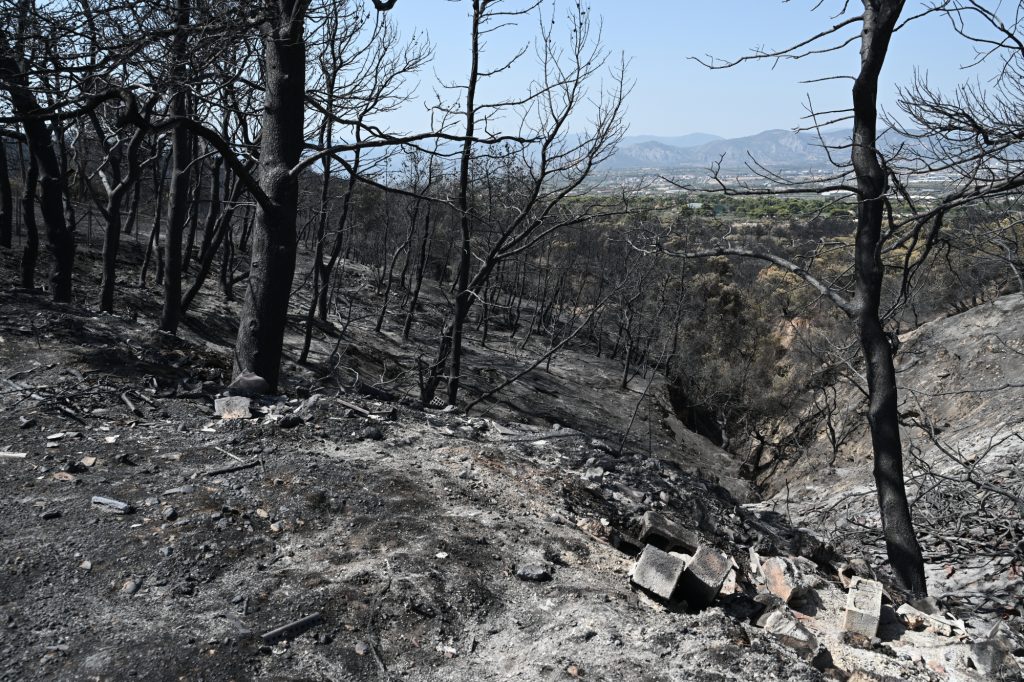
[842,576,883,639]
[261,613,323,644]
[896,603,965,637]
[18,416,35,429]
[354,641,371,656]
[205,460,261,477]
[91,496,134,515]
[0,451,27,459]
[970,622,1023,680]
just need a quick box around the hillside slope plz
[758,295,1023,632]
[1,245,1020,680]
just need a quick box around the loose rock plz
[516,564,552,582]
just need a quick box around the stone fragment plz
[762,556,821,604]
[516,564,552,582]
[162,507,178,521]
[215,396,252,420]
[631,544,686,602]
[91,496,133,514]
[638,511,700,554]
[278,414,303,429]
[970,626,1023,681]
[842,576,883,638]
[362,425,384,441]
[227,371,270,397]
[679,545,731,610]
[762,608,818,654]
[40,510,62,520]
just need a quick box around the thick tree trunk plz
[233,9,305,390]
[851,0,926,596]
[160,0,191,332]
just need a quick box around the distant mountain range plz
[608,129,857,171]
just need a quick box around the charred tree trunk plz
[0,45,76,301]
[0,136,11,248]
[233,7,306,390]
[21,151,38,288]
[160,0,192,332]
[99,195,123,312]
[403,202,433,340]
[851,0,926,596]
[141,152,169,287]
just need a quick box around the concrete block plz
[631,545,686,602]
[679,545,731,609]
[215,396,252,420]
[639,511,700,554]
[842,576,883,638]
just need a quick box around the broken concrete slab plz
[631,544,686,602]
[842,576,883,638]
[761,556,821,604]
[679,545,731,610]
[227,371,270,398]
[215,396,252,420]
[638,511,700,554]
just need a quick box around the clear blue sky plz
[381,0,994,138]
